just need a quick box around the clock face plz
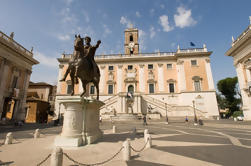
[129,42,135,48]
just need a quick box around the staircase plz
[141,95,207,119]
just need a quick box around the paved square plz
[1,120,251,165]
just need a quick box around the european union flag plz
[190,42,195,47]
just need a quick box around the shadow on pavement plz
[152,145,251,166]
[126,160,172,166]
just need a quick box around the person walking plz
[143,115,148,126]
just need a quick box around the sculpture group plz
[60,35,101,100]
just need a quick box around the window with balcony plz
[149,84,154,93]
[67,84,73,94]
[90,85,95,94]
[194,80,201,91]
[169,83,175,93]
[108,85,113,94]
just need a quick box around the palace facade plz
[226,17,251,120]
[0,31,38,121]
[55,28,219,120]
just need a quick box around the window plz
[194,80,201,91]
[67,84,73,94]
[169,83,175,93]
[41,94,43,99]
[128,65,133,70]
[191,60,197,66]
[11,76,18,88]
[108,66,114,71]
[129,34,133,42]
[108,85,113,94]
[90,85,95,94]
[148,64,153,70]
[149,84,154,93]
[167,64,172,69]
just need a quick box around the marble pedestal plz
[82,99,104,144]
[54,96,104,147]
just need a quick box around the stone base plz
[54,136,83,147]
[83,130,103,145]
[111,113,138,121]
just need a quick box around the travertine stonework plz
[55,27,219,119]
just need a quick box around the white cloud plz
[139,29,146,51]
[82,11,90,23]
[150,26,156,38]
[120,16,133,28]
[65,0,74,5]
[150,9,155,16]
[174,6,197,28]
[34,51,58,68]
[159,15,174,32]
[136,11,141,18]
[160,4,165,9]
[60,8,78,24]
[103,24,112,37]
[58,34,71,41]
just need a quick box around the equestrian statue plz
[60,34,101,100]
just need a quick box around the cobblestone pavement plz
[1,120,251,165]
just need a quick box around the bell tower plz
[124,26,139,55]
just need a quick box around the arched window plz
[128,85,134,93]
[129,34,133,42]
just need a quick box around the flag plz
[190,42,195,47]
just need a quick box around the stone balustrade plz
[0,31,33,57]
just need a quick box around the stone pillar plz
[50,147,63,166]
[78,79,83,94]
[54,97,83,147]
[99,65,106,94]
[176,60,186,92]
[139,64,145,92]
[205,58,215,90]
[0,59,10,118]
[122,96,126,113]
[16,69,31,120]
[56,64,64,94]
[157,64,164,92]
[82,99,105,144]
[117,65,123,93]
[245,68,251,82]
[236,63,251,119]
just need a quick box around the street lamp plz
[165,103,168,124]
[192,100,198,125]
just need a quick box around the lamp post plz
[192,100,198,125]
[165,103,168,124]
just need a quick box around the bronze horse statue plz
[65,34,101,100]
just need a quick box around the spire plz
[203,44,207,51]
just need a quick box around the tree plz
[217,77,241,117]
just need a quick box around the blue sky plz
[0,0,250,87]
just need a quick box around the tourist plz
[143,115,147,126]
